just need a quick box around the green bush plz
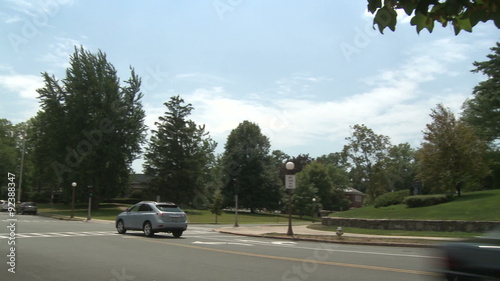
[403,194,451,208]
[373,190,410,208]
[108,198,141,205]
[129,189,143,199]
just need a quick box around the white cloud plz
[174,73,232,84]
[145,40,471,156]
[0,73,43,99]
[5,0,75,17]
[40,37,83,69]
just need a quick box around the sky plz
[1,0,498,173]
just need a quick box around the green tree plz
[368,0,500,35]
[417,104,490,196]
[0,119,18,198]
[462,42,500,145]
[382,143,417,192]
[35,46,147,208]
[144,95,216,205]
[295,161,348,213]
[221,121,281,212]
[316,152,351,188]
[291,182,319,218]
[209,189,225,224]
[342,124,392,201]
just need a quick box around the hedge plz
[403,194,451,208]
[107,198,141,205]
[373,190,410,208]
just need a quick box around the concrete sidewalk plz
[215,224,463,247]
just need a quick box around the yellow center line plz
[130,236,439,277]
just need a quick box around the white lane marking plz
[236,239,297,246]
[188,235,437,259]
[0,231,117,239]
[192,241,253,246]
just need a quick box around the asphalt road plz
[0,212,445,281]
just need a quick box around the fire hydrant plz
[336,226,344,237]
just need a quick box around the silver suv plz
[115,201,187,238]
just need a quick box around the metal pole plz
[87,196,92,221]
[17,136,26,202]
[234,194,239,227]
[71,185,75,218]
[287,190,293,236]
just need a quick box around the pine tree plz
[143,95,216,205]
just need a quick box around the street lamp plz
[87,185,93,221]
[17,132,26,202]
[70,182,77,218]
[232,178,239,227]
[285,161,295,236]
[312,198,316,223]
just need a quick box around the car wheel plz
[20,210,24,215]
[33,212,37,215]
[116,220,127,234]
[143,222,154,237]
[172,230,183,238]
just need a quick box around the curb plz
[216,230,438,248]
[37,212,87,222]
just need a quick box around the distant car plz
[16,202,38,215]
[437,227,500,280]
[115,201,187,238]
[0,200,8,212]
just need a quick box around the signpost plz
[285,175,296,190]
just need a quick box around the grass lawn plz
[330,189,500,221]
[185,209,313,224]
[37,203,314,224]
[38,203,124,220]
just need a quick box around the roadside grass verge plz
[308,224,481,238]
[37,203,123,220]
[184,209,313,224]
[37,203,314,224]
[330,189,500,221]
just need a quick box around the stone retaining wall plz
[322,217,500,232]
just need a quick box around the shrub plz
[403,194,451,208]
[108,198,141,205]
[373,190,410,208]
[129,189,143,199]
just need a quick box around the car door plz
[137,203,154,228]
[122,204,140,229]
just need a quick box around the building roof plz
[342,187,364,195]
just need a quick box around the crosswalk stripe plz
[0,231,117,239]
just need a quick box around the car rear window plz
[156,204,182,212]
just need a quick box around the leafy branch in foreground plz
[367,0,499,35]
